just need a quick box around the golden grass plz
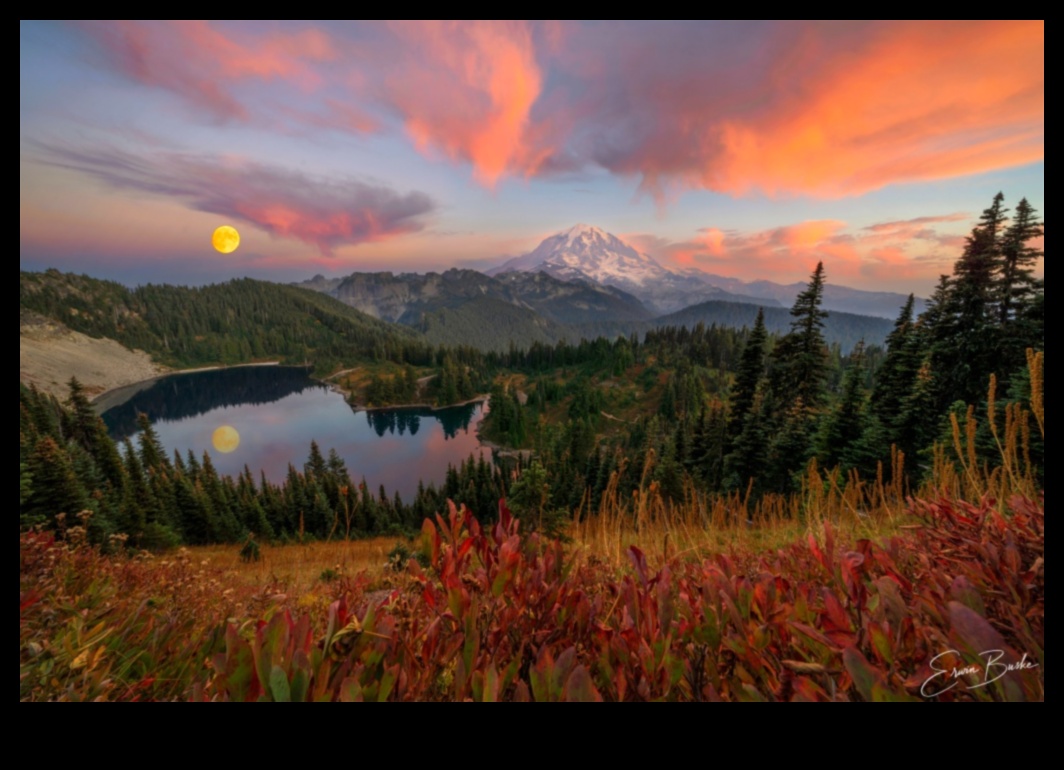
[567,456,909,571]
[187,538,405,594]
[568,351,1044,572]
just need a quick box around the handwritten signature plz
[922,650,1040,699]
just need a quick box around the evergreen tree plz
[174,477,216,545]
[136,413,170,473]
[201,454,241,541]
[998,198,1044,325]
[894,358,940,476]
[727,308,768,447]
[754,263,831,491]
[764,401,817,495]
[690,405,727,491]
[870,296,919,429]
[116,474,148,541]
[305,441,328,481]
[508,462,561,535]
[25,437,92,526]
[769,263,830,412]
[997,199,1045,378]
[723,391,770,494]
[929,194,1007,409]
[819,343,870,471]
[20,463,32,510]
[64,378,100,450]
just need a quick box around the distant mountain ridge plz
[490,224,776,315]
[298,267,654,327]
[493,224,924,319]
[294,225,917,352]
[681,272,930,320]
[654,301,893,352]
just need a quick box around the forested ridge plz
[19,271,432,374]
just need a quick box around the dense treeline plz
[20,381,513,549]
[360,355,491,408]
[480,194,1043,512]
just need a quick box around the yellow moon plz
[212,426,241,454]
[212,225,240,254]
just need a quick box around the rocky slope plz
[20,310,168,401]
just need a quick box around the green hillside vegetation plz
[653,300,893,351]
[415,296,568,352]
[20,271,432,375]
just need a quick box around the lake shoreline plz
[92,359,492,417]
[349,394,491,414]
[98,366,496,500]
[91,361,284,413]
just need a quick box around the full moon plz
[212,225,240,254]
[212,426,241,454]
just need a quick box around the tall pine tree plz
[930,194,1007,409]
[727,308,768,448]
[769,263,830,413]
[819,342,870,471]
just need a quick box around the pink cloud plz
[79,21,337,121]
[75,21,1043,197]
[379,20,551,186]
[863,214,970,233]
[34,142,435,255]
[648,212,980,287]
[567,20,1043,199]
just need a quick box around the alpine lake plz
[98,366,492,501]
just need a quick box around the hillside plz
[300,267,652,338]
[415,296,568,352]
[20,310,168,400]
[654,301,894,351]
[20,270,429,374]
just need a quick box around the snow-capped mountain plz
[492,224,922,319]
[491,225,672,289]
[490,225,775,314]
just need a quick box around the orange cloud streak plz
[655,214,977,289]
[385,21,548,186]
[602,20,1043,198]
[731,21,1043,196]
[77,21,1042,197]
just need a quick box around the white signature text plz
[922,650,1040,699]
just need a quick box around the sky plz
[20,20,1044,295]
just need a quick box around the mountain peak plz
[562,223,607,238]
[492,224,668,289]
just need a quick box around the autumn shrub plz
[22,485,1043,702]
[197,495,1042,702]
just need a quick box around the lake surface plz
[101,367,491,500]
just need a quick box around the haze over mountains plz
[299,225,917,351]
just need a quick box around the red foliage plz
[202,495,1044,702]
